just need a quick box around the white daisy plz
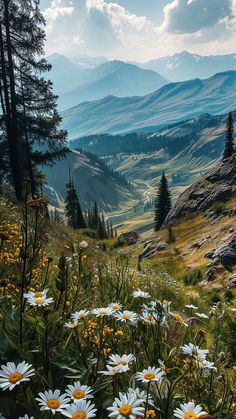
[36,390,70,415]
[65,381,94,401]
[19,416,34,419]
[92,307,114,317]
[0,361,35,391]
[136,366,165,383]
[140,311,158,324]
[72,310,90,321]
[195,358,217,370]
[99,365,129,376]
[159,299,172,313]
[64,320,78,329]
[130,388,154,405]
[181,343,209,360]
[108,354,136,367]
[132,290,150,299]
[107,390,145,418]
[115,310,138,325]
[173,402,207,418]
[109,303,123,311]
[25,295,54,307]
[62,399,97,418]
[79,241,88,249]
[24,289,48,299]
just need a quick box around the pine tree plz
[0,0,68,200]
[91,201,99,229]
[65,180,86,229]
[223,112,235,159]
[154,172,172,231]
[76,200,86,229]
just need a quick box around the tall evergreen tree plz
[223,112,235,159]
[0,0,68,199]
[65,179,86,229]
[154,172,172,231]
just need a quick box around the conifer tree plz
[154,172,172,231]
[0,0,68,199]
[76,200,86,229]
[65,180,86,229]
[223,112,235,159]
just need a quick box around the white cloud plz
[162,0,232,34]
[44,0,75,20]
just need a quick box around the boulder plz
[226,277,236,289]
[205,240,236,272]
[139,241,169,260]
[166,155,236,223]
[119,231,139,246]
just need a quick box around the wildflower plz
[27,196,48,210]
[25,294,54,307]
[0,361,34,391]
[173,313,188,327]
[99,365,129,376]
[173,402,207,418]
[79,241,88,249]
[158,300,172,313]
[181,343,209,360]
[108,354,136,367]
[115,310,138,325]
[72,310,90,321]
[131,388,154,405]
[141,312,157,324]
[64,320,78,329]
[19,416,34,419]
[107,390,145,418]
[24,289,48,299]
[158,360,170,373]
[92,307,114,317]
[109,302,123,311]
[62,399,97,418]
[36,390,70,415]
[65,381,94,402]
[132,290,150,299]
[195,358,216,370]
[136,366,165,383]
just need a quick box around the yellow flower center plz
[184,413,197,419]
[36,299,44,305]
[73,390,85,399]
[122,314,131,320]
[9,372,23,384]
[163,300,168,305]
[79,314,85,319]
[100,311,108,316]
[119,360,128,365]
[35,292,43,298]
[69,322,77,328]
[119,405,133,417]
[72,413,86,419]
[46,399,61,409]
[112,305,119,309]
[144,372,155,380]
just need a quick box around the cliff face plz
[166,154,236,223]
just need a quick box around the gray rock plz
[166,155,236,223]
[226,277,236,289]
[119,231,139,246]
[139,241,169,260]
[205,240,236,272]
[205,268,216,282]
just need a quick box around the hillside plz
[142,51,236,81]
[43,149,137,212]
[62,71,236,138]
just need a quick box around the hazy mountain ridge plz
[47,54,167,110]
[140,51,236,81]
[62,70,236,139]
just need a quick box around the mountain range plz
[61,70,236,139]
[48,54,167,110]
[139,51,236,81]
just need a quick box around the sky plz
[40,0,236,61]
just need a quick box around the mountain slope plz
[59,60,167,109]
[62,70,236,139]
[43,150,136,211]
[142,51,236,81]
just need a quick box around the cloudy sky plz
[41,0,236,61]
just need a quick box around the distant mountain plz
[43,149,135,211]
[62,70,236,139]
[60,60,168,109]
[71,55,108,68]
[141,51,236,82]
[47,55,167,109]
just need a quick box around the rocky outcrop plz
[166,154,236,223]
[139,239,169,260]
[119,231,139,245]
[205,239,236,272]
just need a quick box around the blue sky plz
[41,0,236,61]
